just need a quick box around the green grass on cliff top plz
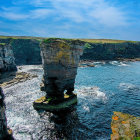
[0,35,139,44]
[0,43,6,45]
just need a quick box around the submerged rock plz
[111,111,140,140]
[40,39,84,99]
[0,43,17,73]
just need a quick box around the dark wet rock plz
[111,111,140,140]
[0,43,17,73]
[0,87,13,140]
[33,93,77,112]
[40,39,84,99]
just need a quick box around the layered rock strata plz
[0,43,17,73]
[40,39,84,99]
[34,39,84,111]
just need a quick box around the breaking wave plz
[75,86,107,101]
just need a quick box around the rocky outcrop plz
[40,39,84,99]
[0,43,17,73]
[11,39,42,65]
[0,87,13,139]
[111,112,140,140]
[0,38,42,65]
[0,72,37,88]
[81,42,140,60]
[0,36,140,65]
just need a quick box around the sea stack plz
[33,38,84,112]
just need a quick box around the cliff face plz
[0,38,42,65]
[81,42,140,60]
[0,87,8,139]
[0,37,140,65]
[0,43,17,73]
[40,39,84,98]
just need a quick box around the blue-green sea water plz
[3,61,140,140]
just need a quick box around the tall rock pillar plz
[33,39,84,111]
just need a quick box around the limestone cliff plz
[0,36,140,65]
[0,43,17,73]
[40,39,84,98]
[0,38,42,65]
[81,42,140,60]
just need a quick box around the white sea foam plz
[109,61,118,65]
[119,83,139,91]
[93,61,106,66]
[109,61,129,66]
[118,62,129,66]
[18,65,42,73]
[83,106,90,112]
[75,86,107,101]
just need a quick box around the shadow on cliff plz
[0,71,16,85]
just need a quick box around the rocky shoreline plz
[0,37,140,139]
[0,71,37,88]
[79,58,140,67]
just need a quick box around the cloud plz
[0,0,128,26]
[0,7,28,20]
[27,0,128,26]
[1,0,139,40]
[30,9,53,19]
[0,12,28,20]
[0,7,52,20]
[91,7,127,26]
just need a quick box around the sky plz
[0,0,140,40]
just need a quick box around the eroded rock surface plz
[111,111,140,140]
[0,43,17,73]
[0,72,37,88]
[40,39,84,99]
[0,87,13,139]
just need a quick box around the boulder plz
[111,111,140,140]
